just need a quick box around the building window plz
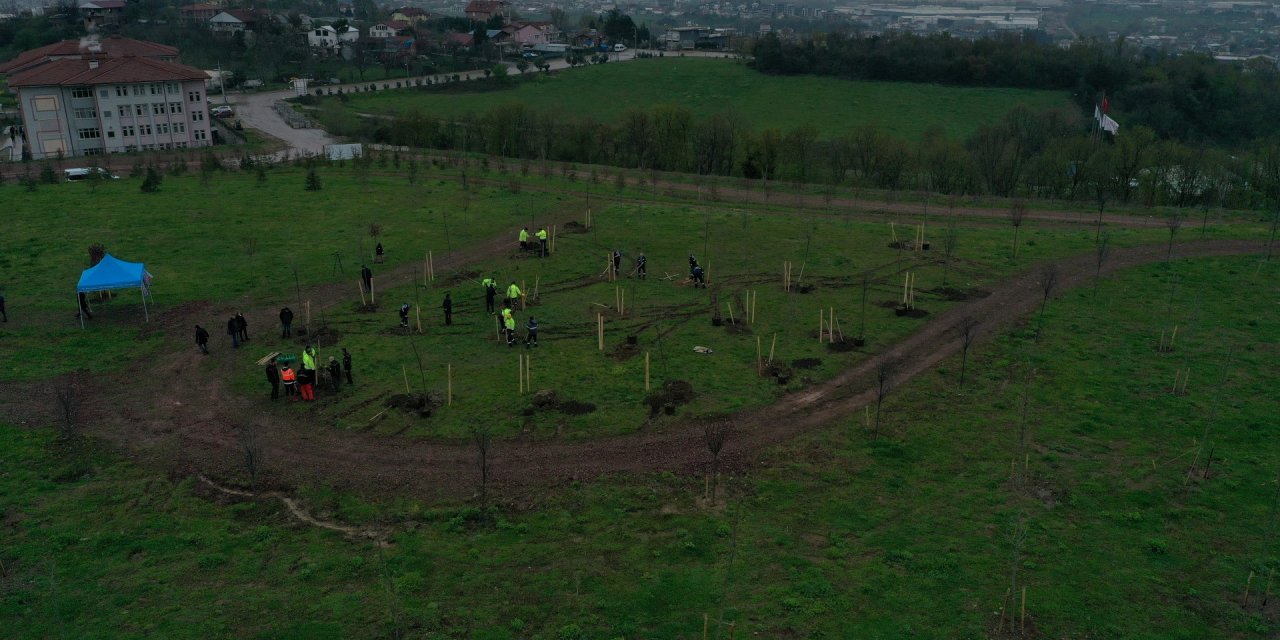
[140,124,153,136]
[74,107,97,119]
[170,102,183,114]
[141,143,154,151]
[194,129,207,141]
[167,83,179,93]
[104,110,112,119]
[77,128,101,140]
[158,142,171,150]
[135,104,145,116]
[132,85,145,96]
[107,130,116,138]
[99,89,108,98]
[176,142,188,149]
[192,110,204,122]
[84,148,102,156]
[34,96,58,111]
[150,83,162,95]
[118,105,129,117]
[122,125,135,136]
[71,87,93,98]
[125,144,137,152]
[153,103,166,115]
[188,90,202,102]
[157,123,169,134]
[173,122,186,134]
[116,86,127,97]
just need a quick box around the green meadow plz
[4,252,1276,638]
[318,57,1071,140]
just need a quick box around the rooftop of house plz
[0,36,178,75]
[7,55,209,88]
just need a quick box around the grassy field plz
[5,254,1276,637]
[319,57,1071,141]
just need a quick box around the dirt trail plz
[22,236,1256,505]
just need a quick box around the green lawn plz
[323,57,1071,141]
[4,254,1276,638]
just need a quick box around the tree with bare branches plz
[53,380,79,442]
[472,426,492,511]
[1008,201,1027,259]
[704,420,731,501]
[1036,264,1059,341]
[874,357,900,432]
[1165,212,1183,262]
[958,318,979,388]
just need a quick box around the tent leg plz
[141,287,149,322]
[78,294,84,329]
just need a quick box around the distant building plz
[1,38,213,159]
[209,10,263,35]
[179,3,221,24]
[369,20,410,39]
[78,0,125,30]
[391,7,430,24]
[464,0,508,22]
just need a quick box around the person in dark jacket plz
[279,307,294,338]
[442,293,453,326]
[483,278,497,314]
[361,264,373,291]
[399,302,410,328]
[195,325,210,354]
[636,252,647,280]
[612,249,622,276]
[265,358,280,400]
[327,356,342,392]
[525,316,538,347]
[375,243,385,263]
[235,312,249,342]
[342,348,354,384]
[227,316,239,348]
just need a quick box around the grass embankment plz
[321,57,1070,141]
[4,254,1276,637]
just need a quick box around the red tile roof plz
[80,0,127,9]
[8,56,208,88]
[378,20,410,30]
[0,37,178,74]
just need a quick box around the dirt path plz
[26,236,1258,505]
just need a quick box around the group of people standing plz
[193,312,248,354]
[263,345,354,402]
[517,226,550,257]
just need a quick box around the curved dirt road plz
[39,237,1263,504]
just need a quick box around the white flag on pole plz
[1101,115,1120,135]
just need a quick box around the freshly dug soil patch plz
[557,400,597,415]
[896,308,930,319]
[354,303,379,313]
[611,341,641,362]
[723,319,751,334]
[765,362,794,385]
[934,287,991,301]
[443,270,480,287]
[300,326,343,343]
[826,340,858,353]
[562,220,589,233]
[385,393,441,418]
[644,379,696,417]
[792,358,822,370]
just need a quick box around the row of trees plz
[750,31,1280,146]
[340,101,1280,211]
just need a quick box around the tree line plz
[319,98,1280,211]
[750,31,1280,147]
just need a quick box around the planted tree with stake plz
[472,426,492,516]
[873,357,900,433]
[1035,264,1058,341]
[958,317,979,388]
[1165,211,1183,262]
[703,420,731,502]
[1008,201,1027,260]
[941,218,959,288]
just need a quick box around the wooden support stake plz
[518,354,523,394]
[702,613,708,640]
[526,354,531,390]
[621,289,625,316]
[727,301,735,325]
[1170,325,1178,347]
[416,305,422,332]
[903,273,909,304]
[615,285,620,312]
[645,351,650,391]
[358,280,367,306]
[1264,568,1275,606]
[829,306,834,343]
[597,314,604,352]
[447,363,452,406]
[767,333,777,365]
[818,309,824,343]
[756,335,762,374]
[705,261,710,285]
[750,290,756,323]
[305,300,311,328]
[1020,586,1027,633]
[428,251,435,281]
[1159,329,1166,351]
[369,277,375,304]
[834,311,845,342]
[402,365,410,394]
[795,261,804,285]
[550,225,556,253]
[890,222,897,243]
[997,587,1011,632]
[1243,571,1255,607]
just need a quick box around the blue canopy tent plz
[76,254,153,328]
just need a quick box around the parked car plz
[613,43,627,52]
[211,105,234,118]
[64,167,119,181]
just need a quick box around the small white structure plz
[307,25,337,48]
[325,143,363,160]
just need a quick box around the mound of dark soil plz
[354,303,379,313]
[826,340,858,353]
[562,220,589,234]
[764,362,793,385]
[895,307,930,319]
[611,342,641,362]
[723,319,751,334]
[301,326,343,343]
[557,400,597,415]
[792,358,822,369]
[443,270,480,287]
[644,379,696,418]
[385,393,438,418]
[934,287,991,301]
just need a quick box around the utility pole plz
[218,60,229,105]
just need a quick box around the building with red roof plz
[0,37,212,159]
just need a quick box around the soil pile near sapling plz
[644,380,696,417]
[611,341,641,362]
[443,270,480,287]
[562,221,589,233]
[826,340,858,353]
[385,392,443,418]
[528,389,597,415]
[354,302,379,313]
[557,400,597,415]
[764,363,793,385]
[722,319,751,334]
[792,358,822,370]
[897,308,930,319]
[300,326,343,344]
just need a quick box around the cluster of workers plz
[185,231,710,404]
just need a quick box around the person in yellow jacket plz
[519,227,530,252]
[506,282,522,308]
[536,227,548,257]
[504,314,517,347]
[302,345,317,372]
